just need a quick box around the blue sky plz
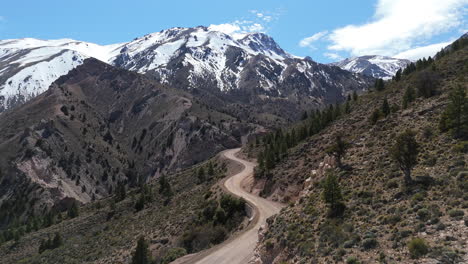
[1,0,467,62]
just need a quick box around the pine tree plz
[382,98,390,117]
[207,162,214,176]
[131,236,151,264]
[52,232,63,248]
[135,193,145,211]
[322,172,344,217]
[439,84,467,138]
[197,167,206,183]
[394,69,402,81]
[345,100,351,114]
[115,182,126,202]
[334,103,341,119]
[390,130,419,185]
[67,201,79,219]
[375,78,385,91]
[352,91,358,101]
[402,86,415,109]
[326,135,350,168]
[159,175,172,198]
[369,109,381,125]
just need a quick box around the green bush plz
[417,208,430,221]
[346,256,361,264]
[362,238,378,250]
[448,209,464,218]
[161,248,187,264]
[408,238,429,258]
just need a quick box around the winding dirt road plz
[172,148,284,264]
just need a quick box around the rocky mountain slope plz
[0,58,257,228]
[0,27,373,115]
[249,38,468,263]
[332,55,411,80]
[0,151,248,263]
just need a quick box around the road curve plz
[172,148,284,264]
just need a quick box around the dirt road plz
[172,148,284,264]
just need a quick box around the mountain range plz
[331,55,411,80]
[0,26,376,114]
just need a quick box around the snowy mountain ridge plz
[331,55,411,80]
[0,26,371,112]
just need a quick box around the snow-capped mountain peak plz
[0,26,372,112]
[331,55,411,80]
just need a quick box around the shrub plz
[160,248,187,264]
[386,179,399,189]
[417,208,430,221]
[346,256,361,264]
[448,209,464,218]
[408,238,428,258]
[362,238,378,250]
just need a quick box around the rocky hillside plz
[0,152,248,263]
[250,38,468,263]
[0,58,257,229]
[0,27,373,115]
[332,55,411,80]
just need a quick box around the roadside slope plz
[173,148,284,264]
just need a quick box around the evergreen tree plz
[394,69,402,81]
[322,172,344,217]
[52,232,63,248]
[159,175,172,197]
[67,201,79,219]
[439,84,468,138]
[197,167,206,183]
[402,86,415,109]
[352,91,358,101]
[207,162,215,176]
[382,98,391,117]
[135,193,145,212]
[326,135,350,168]
[333,103,341,119]
[375,78,385,91]
[131,236,151,264]
[344,100,351,114]
[415,70,439,98]
[369,109,381,125]
[115,182,127,202]
[390,130,420,185]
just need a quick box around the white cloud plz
[299,31,328,48]
[209,20,265,39]
[327,0,467,56]
[394,41,453,60]
[324,52,343,60]
[249,9,279,23]
[208,23,242,35]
